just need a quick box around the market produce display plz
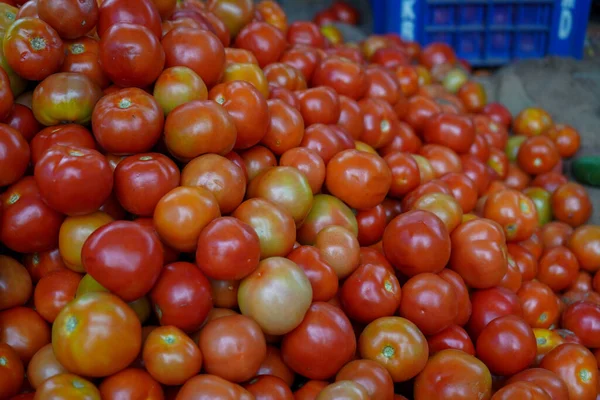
[0,0,599,399]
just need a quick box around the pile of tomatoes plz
[0,0,599,399]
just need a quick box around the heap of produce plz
[0,0,598,399]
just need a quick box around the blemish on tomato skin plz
[579,368,592,383]
[0,356,7,366]
[72,380,85,389]
[382,344,395,359]
[65,315,78,333]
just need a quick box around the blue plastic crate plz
[373,0,592,67]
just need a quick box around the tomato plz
[340,262,401,324]
[52,292,141,377]
[427,325,475,356]
[297,86,340,127]
[411,193,463,233]
[150,262,212,333]
[99,368,164,400]
[279,45,320,84]
[235,21,286,68]
[92,87,164,154]
[0,343,24,399]
[294,381,329,400]
[3,104,39,142]
[422,113,475,154]
[36,0,96,39]
[244,375,294,399]
[513,107,552,136]
[281,302,355,380]
[492,382,550,400]
[30,124,95,165]
[222,61,269,97]
[418,144,461,178]
[561,301,600,349]
[0,255,31,312]
[507,368,570,400]
[481,102,511,129]
[180,155,245,215]
[414,349,491,400]
[541,221,573,249]
[31,72,100,127]
[298,124,342,164]
[0,68,13,123]
[383,210,450,276]
[355,205,387,246]
[260,99,304,156]
[482,189,538,242]
[297,193,357,245]
[205,0,253,36]
[517,280,561,329]
[457,81,487,113]
[264,62,306,91]
[467,287,523,340]
[312,56,368,101]
[164,100,236,161]
[279,147,325,195]
[531,171,568,194]
[0,176,64,254]
[541,343,597,400]
[142,325,202,386]
[23,249,67,283]
[569,225,600,273]
[162,27,225,88]
[358,97,399,149]
[82,221,163,302]
[286,21,326,49]
[59,36,108,89]
[97,0,161,38]
[176,374,249,400]
[33,269,81,323]
[401,179,451,211]
[460,154,492,196]
[523,187,553,226]
[208,279,238,310]
[27,343,67,389]
[335,359,394,400]
[99,23,164,88]
[498,255,523,292]
[536,328,566,364]
[209,80,269,150]
[34,145,112,216]
[536,245,579,291]
[544,124,580,158]
[359,316,427,382]
[435,269,470,326]
[34,373,100,400]
[476,315,536,376]
[551,182,592,228]
[439,172,478,214]
[567,270,592,293]
[0,307,50,364]
[2,17,64,81]
[316,381,369,400]
[256,345,295,387]
[239,145,276,180]
[0,124,29,187]
[371,46,409,70]
[286,246,337,302]
[232,198,296,258]
[517,136,560,175]
[199,314,266,382]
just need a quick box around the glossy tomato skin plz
[312,56,368,101]
[297,86,340,126]
[97,0,161,38]
[235,21,286,67]
[282,302,356,380]
[287,21,326,48]
[0,343,24,399]
[243,375,294,399]
[0,307,50,364]
[34,145,113,216]
[27,343,67,389]
[150,262,213,333]
[99,368,164,400]
[383,210,451,277]
[261,98,305,155]
[199,314,266,383]
[335,360,394,400]
[359,316,428,382]
[37,0,97,39]
[209,80,269,150]
[569,225,600,273]
[449,218,508,289]
[506,368,569,400]
[30,124,96,165]
[52,292,141,377]
[0,67,13,122]
[92,87,164,154]
[561,301,600,348]
[196,216,261,280]
[326,149,392,210]
[0,123,30,187]
[279,147,325,195]
[399,273,458,336]
[61,37,110,89]
[241,145,277,180]
[2,17,64,81]
[153,66,208,116]
[32,72,102,127]
[82,221,164,302]
[476,315,536,376]
[517,280,561,330]
[33,269,82,323]
[176,374,250,400]
[164,100,236,161]
[0,256,32,311]
[280,44,322,83]
[517,135,560,175]
[34,374,101,400]
[537,246,579,291]
[423,112,475,153]
[4,103,41,142]
[467,287,523,340]
[287,246,338,302]
[340,263,401,324]
[161,27,225,88]
[551,182,592,228]
[427,325,475,356]
[0,176,64,253]
[99,23,165,88]
[483,189,538,242]
[540,343,598,400]
[413,349,492,400]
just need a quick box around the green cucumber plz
[571,156,600,187]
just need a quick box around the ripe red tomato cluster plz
[0,0,598,399]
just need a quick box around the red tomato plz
[264,63,306,91]
[482,102,512,128]
[561,301,600,349]
[52,292,141,377]
[413,349,492,400]
[427,325,475,356]
[34,374,101,399]
[61,36,110,89]
[541,221,574,249]
[569,225,600,273]
[467,286,523,340]
[482,189,538,242]
[235,21,287,67]
[4,104,41,142]
[287,246,338,302]
[355,204,387,246]
[161,27,225,88]
[97,0,161,38]
[99,368,164,400]
[27,343,67,390]
[92,87,164,154]
[476,315,536,376]
[545,123,580,158]
[82,221,164,302]
[297,86,340,126]
[150,262,212,333]
[0,307,50,365]
[0,343,24,399]
[540,343,598,400]
[423,113,475,154]
[280,44,322,83]
[34,145,113,216]
[244,375,294,399]
[517,280,561,329]
[517,136,560,175]
[241,145,278,180]
[438,269,471,326]
[514,107,553,136]
[335,359,394,400]
[176,374,250,400]
[279,147,326,195]
[537,246,579,292]
[261,99,304,156]
[457,81,487,113]
[358,97,398,149]
[29,124,96,165]
[506,368,570,400]
[312,56,368,101]
[199,314,266,383]
[282,302,356,380]
[551,182,592,228]
[33,269,81,323]
[287,21,326,49]
[2,17,64,81]
[294,381,329,400]
[0,256,32,312]
[0,124,30,187]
